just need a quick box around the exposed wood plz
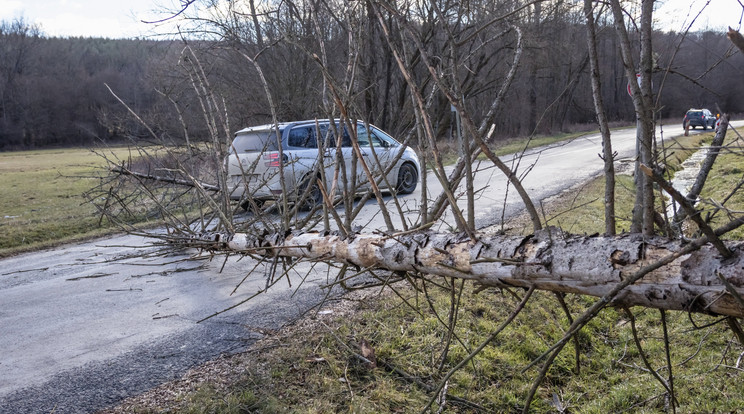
[186,228,744,318]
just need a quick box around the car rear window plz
[230,130,281,153]
[687,111,702,117]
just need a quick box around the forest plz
[0,2,742,151]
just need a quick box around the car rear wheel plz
[240,198,264,212]
[396,163,418,194]
[298,176,323,211]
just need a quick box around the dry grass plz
[0,147,124,256]
[0,145,220,257]
[98,282,744,413]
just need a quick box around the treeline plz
[0,5,742,151]
[0,21,163,149]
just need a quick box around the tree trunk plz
[584,0,616,235]
[610,0,656,236]
[189,228,744,318]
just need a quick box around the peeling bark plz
[187,229,744,318]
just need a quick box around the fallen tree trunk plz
[187,228,744,318]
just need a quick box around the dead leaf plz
[359,338,377,369]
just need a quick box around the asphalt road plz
[0,234,341,413]
[0,121,734,413]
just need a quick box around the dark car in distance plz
[683,108,716,130]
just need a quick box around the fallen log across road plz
[181,227,744,318]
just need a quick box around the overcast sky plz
[657,0,744,33]
[0,0,742,39]
[0,0,172,38]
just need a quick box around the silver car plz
[225,119,420,210]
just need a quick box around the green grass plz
[0,148,122,256]
[504,131,716,236]
[145,285,744,413]
[0,145,215,257]
[696,137,744,239]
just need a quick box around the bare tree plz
[90,0,744,411]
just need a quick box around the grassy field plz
[697,137,744,240]
[109,271,744,412]
[514,130,714,236]
[0,147,131,256]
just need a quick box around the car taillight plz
[264,153,288,167]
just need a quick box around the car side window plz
[288,126,316,148]
[319,123,355,148]
[369,133,382,147]
[356,127,371,146]
[372,127,399,147]
[341,127,353,147]
[355,126,385,147]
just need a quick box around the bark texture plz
[191,229,744,318]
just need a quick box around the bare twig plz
[421,285,535,414]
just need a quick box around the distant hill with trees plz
[0,20,161,149]
[0,14,741,151]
